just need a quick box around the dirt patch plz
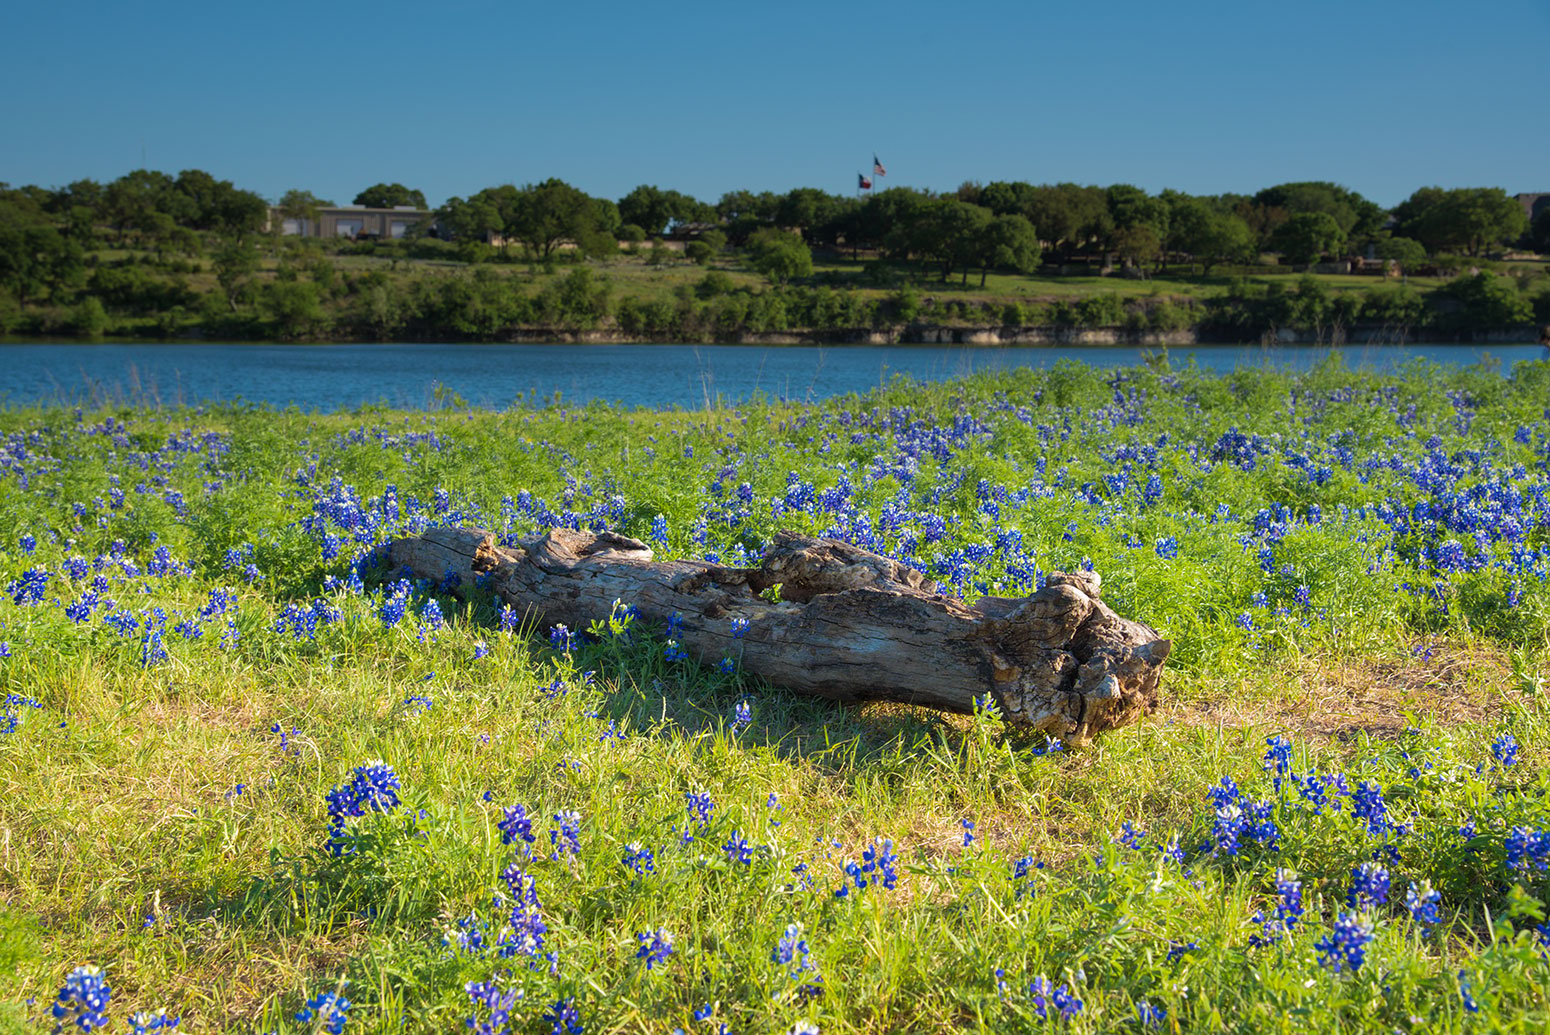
[1162,643,1523,742]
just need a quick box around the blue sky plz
[4,0,1545,209]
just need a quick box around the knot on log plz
[387,525,1170,744]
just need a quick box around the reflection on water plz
[0,341,1542,411]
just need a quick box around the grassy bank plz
[2,360,1549,1033]
[7,237,1549,344]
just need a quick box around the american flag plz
[858,173,873,190]
[873,155,887,177]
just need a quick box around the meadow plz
[2,357,1548,1034]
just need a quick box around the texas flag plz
[858,173,873,190]
[873,155,887,177]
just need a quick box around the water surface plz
[1,342,1542,411]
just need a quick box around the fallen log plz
[387,527,1171,743]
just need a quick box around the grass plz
[2,360,1549,1033]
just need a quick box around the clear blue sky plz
[4,0,1545,209]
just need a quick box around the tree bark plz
[387,527,1171,744]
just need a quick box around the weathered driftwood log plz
[388,527,1171,743]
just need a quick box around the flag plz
[873,155,887,177]
[858,173,872,190]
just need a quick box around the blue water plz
[0,342,1542,411]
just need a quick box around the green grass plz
[2,362,1549,1033]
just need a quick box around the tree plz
[1168,198,1256,273]
[508,179,615,259]
[1373,236,1428,268]
[745,228,811,284]
[353,183,428,209]
[1440,272,1531,327]
[212,237,258,311]
[1393,187,1528,256]
[618,185,712,237]
[0,196,85,303]
[1270,211,1346,265]
[277,189,332,226]
[1251,182,1385,246]
[979,213,1041,286]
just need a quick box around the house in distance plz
[268,204,432,240]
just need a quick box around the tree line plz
[2,167,1546,340]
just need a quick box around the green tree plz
[1393,187,1529,256]
[977,213,1040,285]
[261,280,330,339]
[1441,272,1531,327]
[212,237,259,311]
[1373,236,1428,267]
[353,183,428,209]
[0,193,86,302]
[1270,212,1346,265]
[618,186,713,237]
[745,228,812,284]
[509,179,614,259]
[1167,198,1257,273]
[277,189,332,226]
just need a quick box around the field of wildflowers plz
[2,357,1548,1034]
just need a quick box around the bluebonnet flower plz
[1166,941,1198,963]
[1135,1001,1166,1028]
[498,805,535,849]
[685,790,714,827]
[723,830,753,865]
[1491,733,1519,767]
[402,693,433,716]
[549,810,581,858]
[449,913,489,955]
[1316,912,1375,973]
[378,581,411,628]
[1,693,41,735]
[1405,880,1441,933]
[636,927,674,970]
[542,997,582,1035]
[731,699,751,732]
[622,842,655,876]
[473,640,490,660]
[1458,971,1479,1014]
[295,990,350,1033]
[126,1008,178,1033]
[465,978,521,1035]
[649,514,669,544]
[718,657,735,674]
[663,639,689,662]
[1251,868,1304,946]
[7,568,48,605]
[838,838,899,896]
[1350,780,1389,836]
[1505,826,1549,873]
[19,533,36,553]
[271,723,301,756]
[1154,536,1178,560]
[549,624,574,653]
[773,922,816,978]
[1347,862,1390,909]
[324,761,401,853]
[496,865,548,959]
[730,617,750,638]
[1011,855,1039,899]
[1263,735,1293,783]
[139,613,169,668]
[1027,976,1082,1020]
[499,604,520,633]
[51,964,111,1034]
[961,819,976,847]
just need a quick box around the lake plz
[0,341,1543,411]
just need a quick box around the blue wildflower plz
[549,810,581,858]
[1491,733,1519,768]
[622,842,654,876]
[295,990,350,1033]
[635,927,674,970]
[542,997,582,1035]
[51,964,111,1035]
[498,804,535,849]
[1315,912,1374,973]
[1347,862,1390,909]
[465,979,521,1035]
[126,1008,178,1033]
[1405,880,1441,933]
[731,699,751,732]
